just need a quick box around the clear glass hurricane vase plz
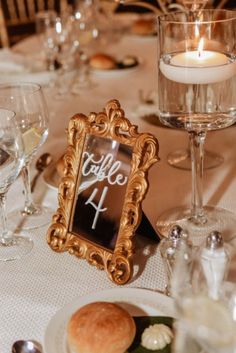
[0,83,52,230]
[0,108,33,261]
[156,10,236,243]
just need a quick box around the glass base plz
[0,235,33,261]
[71,78,97,94]
[156,205,236,245]
[167,149,224,170]
[8,205,53,231]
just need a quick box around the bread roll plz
[89,53,117,70]
[67,301,136,353]
[131,19,155,35]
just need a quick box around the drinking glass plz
[36,10,58,72]
[53,15,80,98]
[99,0,117,17]
[179,0,209,11]
[171,235,236,353]
[156,10,236,243]
[166,0,223,171]
[0,83,51,230]
[0,108,33,261]
[71,0,100,91]
[97,0,121,43]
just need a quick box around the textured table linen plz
[1,32,236,353]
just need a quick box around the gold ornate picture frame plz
[47,99,159,284]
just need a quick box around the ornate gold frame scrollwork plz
[47,99,159,284]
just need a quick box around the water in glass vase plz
[158,53,236,131]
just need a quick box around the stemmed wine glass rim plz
[0,82,42,97]
[0,107,16,119]
[158,9,236,25]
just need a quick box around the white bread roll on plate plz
[67,301,136,353]
[89,53,117,70]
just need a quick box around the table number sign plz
[47,99,159,284]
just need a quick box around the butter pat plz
[141,323,173,350]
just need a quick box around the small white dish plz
[43,287,175,353]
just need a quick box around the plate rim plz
[43,287,175,353]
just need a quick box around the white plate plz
[44,287,175,353]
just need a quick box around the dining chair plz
[0,3,8,47]
[0,0,69,47]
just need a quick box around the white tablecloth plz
[1,30,236,353]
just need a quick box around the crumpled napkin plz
[0,48,26,73]
[0,48,56,85]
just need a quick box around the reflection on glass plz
[70,134,132,251]
[156,10,236,243]
[0,83,52,230]
[0,108,33,261]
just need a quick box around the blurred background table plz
[1,7,236,353]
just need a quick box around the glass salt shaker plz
[200,230,229,300]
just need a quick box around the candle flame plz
[198,38,204,58]
[195,20,200,38]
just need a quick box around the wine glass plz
[98,0,117,17]
[71,0,100,91]
[0,108,33,261]
[0,83,52,230]
[171,233,236,353]
[35,10,58,72]
[156,10,236,243]
[53,15,80,98]
[179,0,210,11]
[97,0,121,43]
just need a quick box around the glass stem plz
[189,130,207,225]
[80,52,90,83]
[0,193,11,243]
[21,164,38,215]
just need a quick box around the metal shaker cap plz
[206,231,223,250]
[168,225,185,241]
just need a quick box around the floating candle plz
[160,39,236,84]
[171,51,228,67]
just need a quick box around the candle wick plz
[198,50,201,58]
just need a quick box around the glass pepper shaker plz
[159,225,191,296]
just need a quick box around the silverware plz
[12,340,42,353]
[31,153,53,192]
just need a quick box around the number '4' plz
[85,186,108,229]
